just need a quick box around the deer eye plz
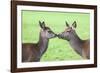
[48,30,52,33]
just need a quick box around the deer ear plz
[65,21,69,27]
[39,21,45,29]
[72,21,77,28]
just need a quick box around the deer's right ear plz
[39,21,45,29]
[65,21,69,27]
[72,21,77,28]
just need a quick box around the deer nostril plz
[55,34,58,36]
[57,34,61,38]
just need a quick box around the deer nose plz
[58,33,62,38]
[57,33,62,38]
[55,34,58,37]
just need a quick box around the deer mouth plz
[52,34,58,38]
[55,34,58,37]
[57,34,63,39]
[57,34,70,41]
[49,34,57,39]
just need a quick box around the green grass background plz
[22,10,90,61]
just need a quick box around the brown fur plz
[22,43,40,62]
[82,40,90,59]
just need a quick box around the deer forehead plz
[41,28,51,33]
[65,27,72,32]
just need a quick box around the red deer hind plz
[58,21,90,59]
[22,21,57,62]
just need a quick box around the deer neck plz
[69,33,83,55]
[38,33,49,56]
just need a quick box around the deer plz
[22,21,57,62]
[58,21,90,59]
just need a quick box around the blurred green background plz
[22,10,90,61]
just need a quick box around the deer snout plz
[52,31,58,37]
[57,33,63,39]
[52,33,58,38]
[55,33,58,37]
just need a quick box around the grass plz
[22,10,90,61]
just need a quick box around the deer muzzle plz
[57,33,63,39]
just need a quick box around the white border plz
[17,5,94,68]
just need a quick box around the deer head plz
[39,21,57,39]
[58,21,77,41]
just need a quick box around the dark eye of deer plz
[48,31,52,33]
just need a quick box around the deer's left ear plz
[39,21,45,29]
[65,21,69,27]
[72,21,77,28]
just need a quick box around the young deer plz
[58,21,90,59]
[22,21,57,62]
